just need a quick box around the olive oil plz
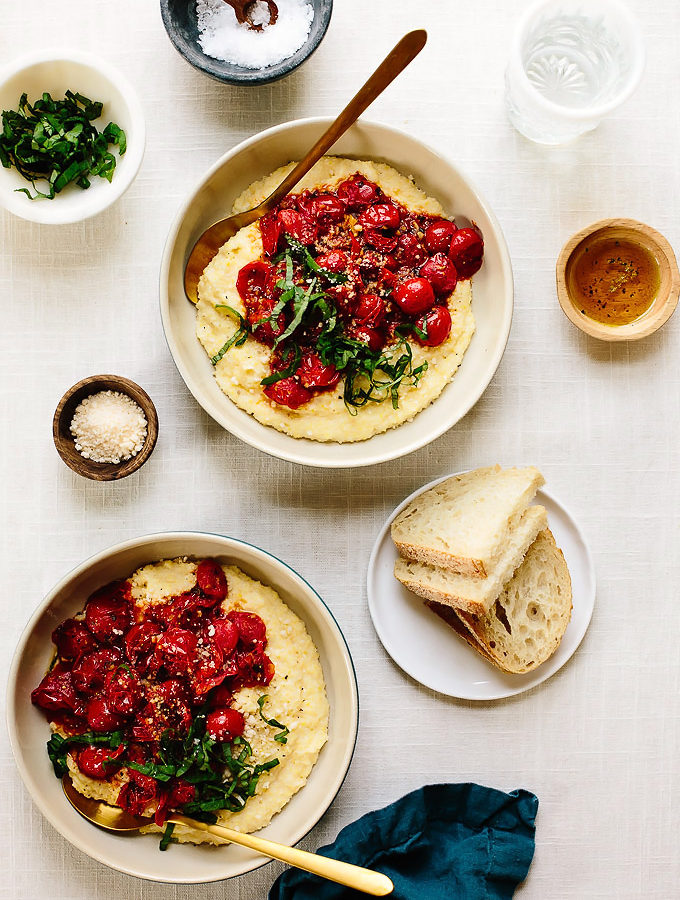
[567,236,660,326]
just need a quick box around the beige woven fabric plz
[1,1,679,898]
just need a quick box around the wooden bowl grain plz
[556,218,680,341]
[53,375,158,481]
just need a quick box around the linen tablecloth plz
[1,1,679,897]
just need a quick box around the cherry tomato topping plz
[419,253,458,296]
[315,249,349,272]
[395,232,427,266]
[351,325,385,352]
[155,627,198,677]
[358,203,401,230]
[278,208,317,244]
[393,277,436,315]
[298,351,340,390]
[425,219,457,254]
[72,647,123,694]
[414,305,452,347]
[362,228,398,252]
[206,707,246,742]
[52,618,99,660]
[259,211,282,257]
[105,665,144,716]
[355,293,386,328]
[196,559,228,601]
[236,260,271,301]
[209,616,239,656]
[85,588,133,643]
[310,194,346,222]
[75,743,125,779]
[86,696,126,732]
[447,227,484,279]
[124,621,163,675]
[31,671,78,714]
[117,772,157,817]
[336,174,379,209]
[263,377,313,409]
[228,611,267,646]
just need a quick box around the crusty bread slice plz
[394,504,547,615]
[428,530,573,674]
[425,600,498,664]
[391,465,545,577]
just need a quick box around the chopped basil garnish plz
[211,304,249,365]
[0,90,126,199]
[159,822,175,851]
[257,694,289,744]
[46,730,125,777]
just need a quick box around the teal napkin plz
[269,783,538,899]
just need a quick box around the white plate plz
[367,475,595,700]
[7,532,358,882]
[160,117,513,467]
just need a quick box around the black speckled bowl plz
[160,0,333,86]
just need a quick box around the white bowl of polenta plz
[160,118,513,468]
[7,532,358,883]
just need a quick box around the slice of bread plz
[394,504,548,616]
[428,529,573,674]
[391,465,545,577]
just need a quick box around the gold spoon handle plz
[259,29,427,211]
[169,815,394,896]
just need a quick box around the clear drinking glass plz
[505,0,645,144]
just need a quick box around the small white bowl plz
[0,50,145,224]
[160,118,514,468]
[7,532,358,883]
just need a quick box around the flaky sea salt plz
[196,0,314,69]
[70,390,147,464]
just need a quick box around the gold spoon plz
[62,775,393,895]
[183,29,428,303]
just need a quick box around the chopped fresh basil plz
[46,730,125,778]
[211,304,249,365]
[159,822,175,851]
[257,694,289,744]
[0,90,126,199]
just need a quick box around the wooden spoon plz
[224,0,279,30]
[62,776,393,895]
[183,29,428,303]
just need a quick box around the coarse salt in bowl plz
[160,0,333,86]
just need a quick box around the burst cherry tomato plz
[155,627,198,677]
[196,559,228,601]
[263,377,313,409]
[419,253,458,296]
[228,611,267,646]
[52,618,99,660]
[117,771,157,817]
[355,293,386,327]
[259,211,282,257]
[209,616,239,656]
[278,208,317,244]
[362,229,398,252]
[72,647,123,694]
[124,621,162,675]
[31,671,78,713]
[85,588,133,643]
[425,219,457,253]
[310,194,346,222]
[105,665,143,715]
[298,352,340,390]
[414,305,452,347]
[359,203,401,230]
[206,707,246,742]
[75,743,125,779]
[336,174,379,209]
[393,277,436,315]
[315,249,349,272]
[395,232,427,266]
[236,260,271,301]
[447,227,484,278]
[86,696,126,732]
[351,326,385,352]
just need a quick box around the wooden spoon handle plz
[169,815,393,896]
[258,29,427,212]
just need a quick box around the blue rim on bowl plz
[6,531,358,882]
[160,0,333,86]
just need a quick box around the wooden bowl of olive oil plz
[556,219,680,341]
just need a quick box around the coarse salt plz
[196,0,314,69]
[70,390,147,464]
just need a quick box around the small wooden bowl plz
[53,375,158,481]
[556,218,680,341]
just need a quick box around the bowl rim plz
[159,116,514,468]
[6,530,359,883]
[555,217,680,341]
[159,0,334,86]
[0,47,146,224]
